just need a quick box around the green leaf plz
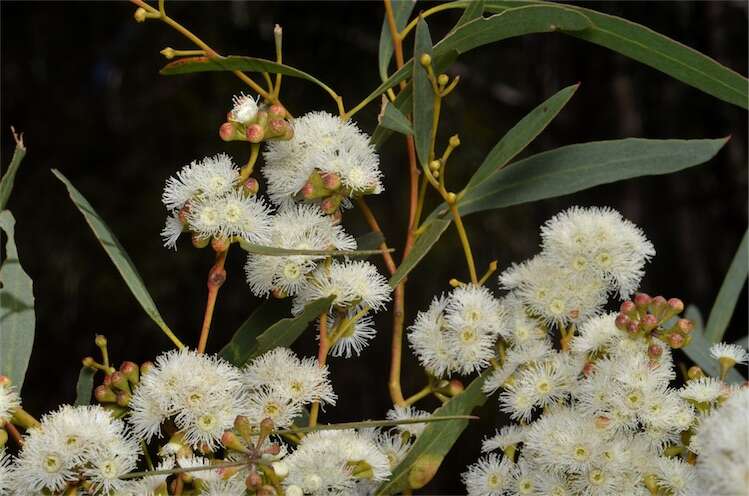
[220,298,292,366]
[485,1,749,109]
[389,217,452,288]
[74,366,96,406]
[412,18,435,172]
[52,170,184,349]
[464,82,580,191]
[449,138,728,217]
[159,56,338,102]
[376,370,491,494]
[358,5,591,128]
[229,297,333,366]
[683,305,745,384]
[0,130,26,211]
[355,231,386,251]
[704,229,748,343]
[0,211,35,390]
[380,102,413,136]
[378,0,416,81]
[453,0,485,31]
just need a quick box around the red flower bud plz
[219,122,235,142]
[668,298,684,314]
[640,314,658,332]
[648,344,663,358]
[634,293,651,310]
[615,314,630,331]
[667,333,685,348]
[246,124,265,143]
[620,300,636,315]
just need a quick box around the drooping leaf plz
[52,170,184,349]
[389,217,452,288]
[378,0,416,81]
[74,366,96,406]
[683,305,745,384]
[412,17,435,172]
[220,298,292,366]
[160,56,338,102]
[376,370,491,494]
[358,5,591,127]
[380,102,413,136]
[230,297,333,365]
[484,1,749,109]
[453,0,485,31]
[464,82,580,191]
[0,130,26,211]
[355,231,386,251]
[446,138,728,217]
[0,211,35,390]
[704,229,748,343]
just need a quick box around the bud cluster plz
[220,416,286,494]
[615,293,693,351]
[93,360,145,416]
[220,100,293,144]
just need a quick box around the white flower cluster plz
[263,111,383,206]
[8,405,140,495]
[500,207,654,326]
[0,381,20,425]
[461,207,749,496]
[161,153,272,249]
[409,285,508,377]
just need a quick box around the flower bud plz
[95,335,107,347]
[320,172,341,191]
[633,293,651,312]
[626,321,639,335]
[134,7,147,22]
[258,486,277,496]
[449,135,461,148]
[446,192,457,205]
[271,288,287,299]
[648,344,663,359]
[676,318,694,334]
[116,391,132,407]
[269,104,286,119]
[668,298,684,314]
[102,374,112,386]
[259,417,275,439]
[594,416,610,429]
[95,385,117,403]
[245,471,263,489]
[619,300,636,316]
[219,122,236,142]
[582,362,595,377]
[419,53,432,67]
[82,356,97,368]
[437,74,449,86]
[650,295,667,319]
[246,124,265,143]
[640,314,658,332]
[222,431,249,453]
[687,366,704,380]
[429,160,441,171]
[243,177,260,196]
[192,234,210,249]
[110,371,131,393]
[265,443,282,456]
[321,196,342,215]
[448,379,464,396]
[0,375,9,388]
[234,415,254,442]
[615,314,630,331]
[269,119,289,137]
[140,361,154,376]
[120,361,140,385]
[211,237,229,253]
[667,333,685,349]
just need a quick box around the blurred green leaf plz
[355,231,386,251]
[485,1,749,109]
[704,229,748,343]
[390,217,452,288]
[160,56,338,101]
[464,82,580,191]
[74,366,96,406]
[228,297,333,366]
[684,305,745,384]
[221,298,292,366]
[378,0,416,81]
[412,17,435,172]
[0,130,26,211]
[52,170,184,349]
[380,102,413,136]
[376,370,490,494]
[447,138,728,217]
[0,211,35,390]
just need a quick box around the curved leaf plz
[453,0,485,31]
[0,211,35,390]
[704,229,748,343]
[464,82,580,191]
[452,138,729,217]
[389,217,451,288]
[485,1,749,109]
[0,130,26,211]
[74,366,96,406]
[52,170,184,349]
[380,102,413,136]
[160,56,338,100]
[220,298,292,366]
[412,18,435,171]
[376,370,491,494]
[378,0,416,81]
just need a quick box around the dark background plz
[1,1,747,493]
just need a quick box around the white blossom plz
[230,92,259,123]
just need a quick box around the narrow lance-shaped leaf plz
[376,370,491,494]
[220,298,292,366]
[0,211,35,390]
[452,138,729,217]
[464,82,580,191]
[378,0,416,81]
[453,0,485,31]
[52,169,184,349]
[0,128,26,211]
[160,56,339,102]
[389,217,451,288]
[412,17,435,172]
[683,305,745,384]
[355,231,386,251]
[74,366,96,406]
[704,229,748,343]
[484,1,749,109]
[380,102,414,136]
[232,297,334,365]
